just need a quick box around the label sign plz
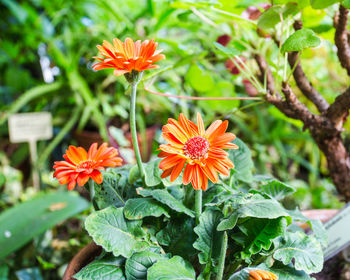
[324,203,350,260]
[9,112,52,143]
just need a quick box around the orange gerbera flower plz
[92,38,165,76]
[158,113,238,191]
[249,270,278,280]
[53,143,122,190]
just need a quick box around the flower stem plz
[195,189,202,224]
[130,79,146,180]
[88,180,96,211]
[216,232,228,280]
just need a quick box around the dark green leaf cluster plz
[76,138,326,280]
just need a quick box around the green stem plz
[226,260,242,277]
[216,232,228,280]
[89,180,96,211]
[195,189,202,224]
[130,80,146,180]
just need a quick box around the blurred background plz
[0,0,348,278]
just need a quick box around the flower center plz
[183,136,209,160]
[76,160,95,173]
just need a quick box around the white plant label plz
[8,112,53,191]
[9,112,52,143]
[324,203,350,260]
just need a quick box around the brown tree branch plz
[254,54,275,95]
[326,87,350,129]
[335,5,350,76]
[287,20,329,113]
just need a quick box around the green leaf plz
[186,64,214,93]
[259,179,295,200]
[239,217,287,256]
[94,167,138,209]
[343,0,350,8]
[74,256,125,280]
[281,29,321,53]
[217,212,238,231]
[125,251,166,280]
[0,192,89,259]
[273,231,323,274]
[147,256,195,280]
[144,160,162,187]
[311,0,339,9]
[193,209,224,265]
[228,138,254,183]
[258,4,298,29]
[237,193,290,220]
[287,209,328,247]
[138,189,195,217]
[124,198,170,220]
[156,217,197,258]
[0,263,9,279]
[213,42,241,56]
[228,263,314,280]
[85,207,149,258]
[263,262,314,280]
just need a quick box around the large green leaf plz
[343,0,350,8]
[185,64,214,93]
[258,4,298,29]
[74,256,125,280]
[147,256,195,280]
[0,191,89,259]
[125,251,166,280]
[193,209,224,265]
[144,160,162,187]
[228,138,254,183]
[259,179,295,200]
[156,217,197,258]
[236,193,290,220]
[239,217,287,257]
[138,189,195,217]
[124,198,170,220]
[94,167,138,209]
[273,231,323,274]
[310,0,339,9]
[85,207,149,258]
[287,209,327,247]
[217,193,290,231]
[281,29,321,53]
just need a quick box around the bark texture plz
[253,7,350,200]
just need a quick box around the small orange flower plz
[249,270,278,280]
[158,113,238,191]
[53,143,122,190]
[92,38,165,76]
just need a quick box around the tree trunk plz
[313,133,350,201]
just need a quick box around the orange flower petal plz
[93,38,164,75]
[91,170,103,184]
[170,159,186,182]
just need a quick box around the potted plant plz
[52,38,327,280]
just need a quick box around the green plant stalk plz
[216,232,228,280]
[89,180,96,211]
[37,106,82,168]
[195,189,202,224]
[130,82,146,180]
[0,81,61,126]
